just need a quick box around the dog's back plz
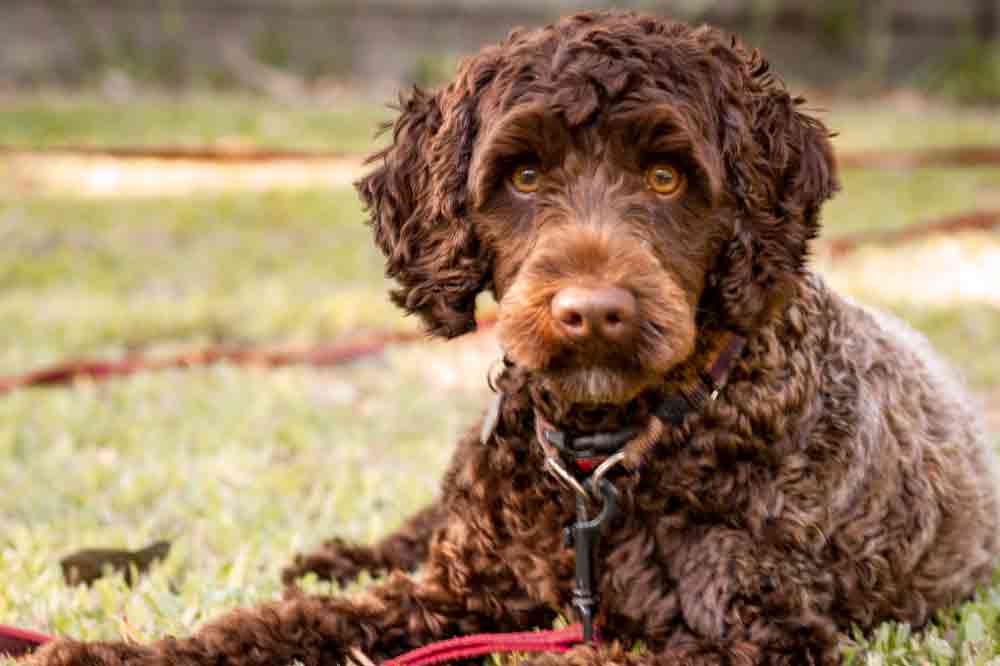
[806,275,1000,628]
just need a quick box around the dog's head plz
[358,11,837,406]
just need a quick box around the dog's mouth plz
[512,331,747,473]
[532,383,658,432]
[528,381,666,477]
[496,288,697,406]
[528,356,667,406]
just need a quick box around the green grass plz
[0,345,486,650]
[0,94,391,153]
[875,302,1000,390]
[842,592,1000,665]
[1,100,1000,665]
[826,102,1000,152]
[825,167,1000,235]
[0,188,410,375]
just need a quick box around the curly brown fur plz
[280,503,445,585]
[29,11,999,666]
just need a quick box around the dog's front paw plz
[24,638,156,666]
[677,558,733,641]
[281,537,377,586]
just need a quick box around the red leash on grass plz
[0,623,591,664]
[382,623,591,666]
[0,318,500,397]
[0,337,416,396]
[0,624,52,659]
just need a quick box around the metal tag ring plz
[544,457,590,500]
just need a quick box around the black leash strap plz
[563,477,619,644]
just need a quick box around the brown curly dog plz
[30,10,1000,666]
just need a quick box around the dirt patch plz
[409,328,502,394]
[837,146,1000,170]
[824,210,1000,257]
[3,151,366,196]
[817,233,1000,307]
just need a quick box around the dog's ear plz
[715,56,839,329]
[356,85,488,338]
[749,88,838,268]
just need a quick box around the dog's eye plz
[645,163,684,196]
[510,165,541,194]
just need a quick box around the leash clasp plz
[564,477,619,644]
[535,412,628,645]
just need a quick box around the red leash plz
[383,623,591,666]
[0,316,499,397]
[0,624,52,659]
[0,623,589,664]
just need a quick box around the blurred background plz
[1,2,999,663]
[1,0,999,99]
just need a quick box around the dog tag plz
[480,392,504,444]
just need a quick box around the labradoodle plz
[30,10,1000,666]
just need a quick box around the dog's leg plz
[517,530,840,666]
[664,528,840,665]
[281,502,445,585]
[27,518,550,666]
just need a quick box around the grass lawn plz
[825,101,1000,152]
[1,97,1000,665]
[0,189,407,375]
[0,93,391,154]
[2,92,1000,155]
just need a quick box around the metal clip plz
[587,451,626,493]
[566,477,619,644]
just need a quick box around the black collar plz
[653,332,747,427]
[531,333,747,474]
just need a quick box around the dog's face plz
[471,105,728,403]
[358,11,838,406]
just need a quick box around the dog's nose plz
[551,286,637,343]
